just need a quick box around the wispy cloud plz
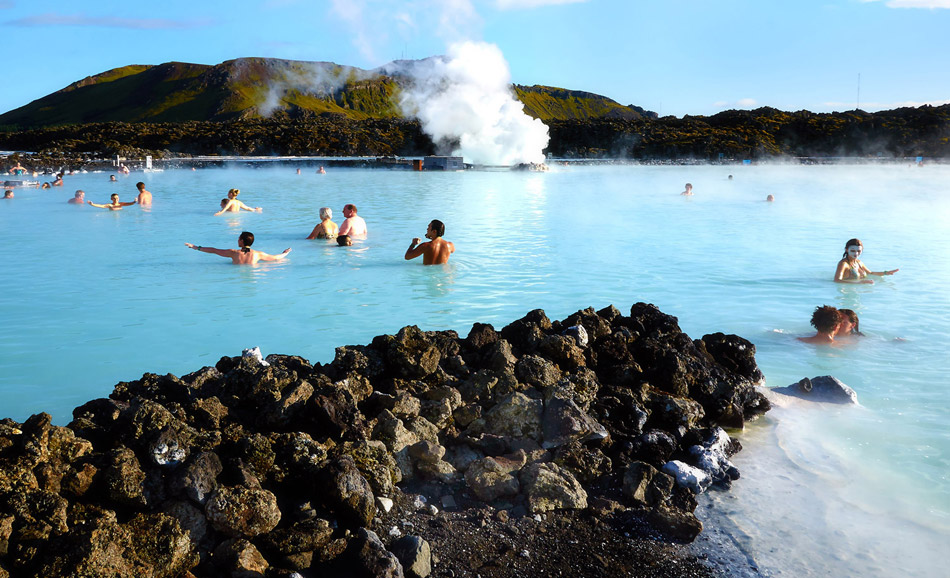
[5,13,216,29]
[495,0,589,9]
[861,0,950,8]
[823,98,950,110]
[0,2,14,10]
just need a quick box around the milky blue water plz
[1,163,947,576]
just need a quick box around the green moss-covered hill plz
[0,57,638,129]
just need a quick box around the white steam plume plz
[397,41,549,166]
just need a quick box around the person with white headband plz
[834,238,899,284]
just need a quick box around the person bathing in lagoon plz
[306,207,339,239]
[797,305,843,345]
[317,166,326,174]
[766,194,775,202]
[68,190,85,204]
[338,204,367,238]
[834,238,898,284]
[88,193,136,210]
[3,190,13,199]
[337,234,353,246]
[185,231,291,265]
[215,188,262,215]
[135,182,152,206]
[109,175,117,182]
[41,182,51,189]
[836,308,864,338]
[681,183,693,196]
[52,174,64,187]
[405,219,455,265]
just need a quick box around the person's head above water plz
[238,231,254,252]
[837,308,862,336]
[220,198,230,209]
[136,182,145,191]
[428,219,445,238]
[320,207,332,221]
[842,238,863,260]
[228,188,240,199]
[109,175,117,181]
[3,190,12,198]
[810,305,841,333]
[766,194,775,202]
[337,234,352,246]
[110,193,119,203]
[343,204,357,216]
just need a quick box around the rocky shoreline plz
[0,303,770,577]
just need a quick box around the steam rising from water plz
[256,63,376,117]
[396,41,549,166]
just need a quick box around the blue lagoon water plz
[1,163,947,576]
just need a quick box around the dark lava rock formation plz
[0,303,770,577]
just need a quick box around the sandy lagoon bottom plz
[0,162,947,577]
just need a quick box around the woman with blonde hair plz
[215,188,262,215]
[306,207,339,239]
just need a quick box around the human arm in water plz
[184,243,236,258]
[306,223,324,240]
[257,248,292,262]
[214,199,262,216]
[405,238,427,261]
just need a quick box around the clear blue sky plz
[2,0,947,118]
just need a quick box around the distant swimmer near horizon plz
[3,190,12,199]
[405,219,455,265]
[185,231,291,265]
[215,188,261,215]
[681,183,693,196]
[88,193,136,210]
[833,238,898,284]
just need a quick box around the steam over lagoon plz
[1,162,947,577]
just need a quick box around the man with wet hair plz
[338,204,367,237]
[88,193,136,210]
[797,305,842,344]
[185,231,291,265]
[405,219,455,265]
[135,181,152,206]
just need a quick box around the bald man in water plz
[405,219,455,265]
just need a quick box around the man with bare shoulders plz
[338,204,367,238]
[405,219,455,265]
[88,193,136,210]
[185,231,291,265]
[135,182,152,206]
[797,305,842,345]
[68,190,85,204]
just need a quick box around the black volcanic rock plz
[0,304,768,577]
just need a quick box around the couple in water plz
[798,306,863,345]
[215,189,261,215]
[306,204,367,239]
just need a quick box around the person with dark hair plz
[135,181,152,206]
[338,203,367,237]
[185,231,291,265]
[681,183,693,196]
[3,190,13,199]
[88,193,136,210]
[405,219,455,265]
[337,234,353,246]
[837,309,864,338]
[798,305,842,344]
[834,238,898,284]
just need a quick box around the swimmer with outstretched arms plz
[88,193,136,210]
[405,219,455,265]
[185,231,291,265]
[215,188,262,215]
[834,238,898,284]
